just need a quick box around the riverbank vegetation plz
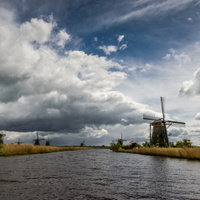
[110,139,200,160]
[118,147,200,160]
[0,144,93,156]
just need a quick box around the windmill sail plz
[143,114,162,121]
[166,120,185,126]
[160,97,165,121]
[160,97,169,146]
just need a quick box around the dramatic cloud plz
[0,10,147,137]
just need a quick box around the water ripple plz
[0,149,200,199]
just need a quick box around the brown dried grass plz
[119,147,200,160]
[0,144,92,156]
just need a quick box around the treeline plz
[142,139,193,148]
[110,139,200,160]
[110,139,194,151]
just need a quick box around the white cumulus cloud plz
[119,44,127,50]
[98,45,118,55]
[163,49,191,64]
[56,29,71,48]
[179,68,200,97]
[118,35,124,43]
[20,17,55,44]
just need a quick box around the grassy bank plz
[0,144,93,156]
[118,147,200,160]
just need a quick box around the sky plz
[1,0,200,146]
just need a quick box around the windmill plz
[143,97,185,147]
[33,132,44,145]
[80,140,85,147]
[0,132,6,144]
[117,132,127,145]
[15,138,24,145]
[46,138,52,146]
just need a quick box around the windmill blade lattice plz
[143,114,162,121]
[160,97,165,122]
[166,120,185,127]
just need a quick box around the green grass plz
[118,147,200,160]
[0,144,93,156]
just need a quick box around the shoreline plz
[0,144,93,157]
[117,147,200,161]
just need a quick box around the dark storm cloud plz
[0,73,29,86]
[0,91,144,133]
[0,74,29,102]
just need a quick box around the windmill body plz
[117,132,127,146]
[16,138,24,145]
[34,138,40,145]
[0,133,6,144]
[46,140,51,146]
[33,133,44,145]
[144,97,185,147]
[151,120,168,147]
[80,140,85,147]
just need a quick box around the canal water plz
[0,149,200,200]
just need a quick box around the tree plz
[176,139,192,148]
[142,141,150,147]
[183,139,192,147]
[169,141,175,147]
[110,142,121,151]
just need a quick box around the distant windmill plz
[0,132,6,144]
[46,138,52,146]
[143,97,185,147]
[80,140,85,147]
[117,132,127,145]
[33,132,44,145]
[15,138,24,145]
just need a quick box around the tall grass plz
[118,147,200,160]
[0,144,92,156]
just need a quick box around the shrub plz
[176,139,193,148]
[142,141,150,147]
[110,142,121,151]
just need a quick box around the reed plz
[118,147,200,160]
[0,144,92,156]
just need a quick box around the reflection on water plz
[0,149,200,199]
